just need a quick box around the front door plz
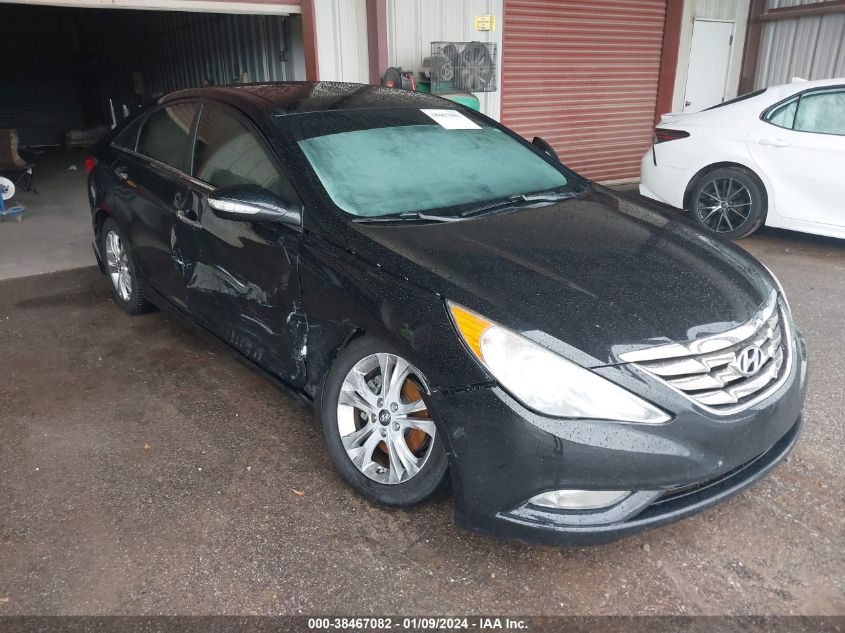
[185,102,306,387]
[683,20,734,113]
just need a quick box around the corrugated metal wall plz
[313,0,370,84]
[90,9,295,112]
[386,0,504,120]
[756,0,845,87]
[140,13,291,93]
[0,4,89,146]
[0,4,300,146]
[500,0,666,182]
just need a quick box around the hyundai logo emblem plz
[735,346,764,377]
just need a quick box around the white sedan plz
[640,78,845,240]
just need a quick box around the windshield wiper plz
[460,189,577,218]
[354,211,463,223]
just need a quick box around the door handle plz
[114,165,129,181]
[759,138,790,148]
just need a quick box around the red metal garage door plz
[501,0,666,181]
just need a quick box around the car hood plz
[344,188,773,367]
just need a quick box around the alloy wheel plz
[105,230,132,301]
[336,353,436,485]
[696,177,752,233]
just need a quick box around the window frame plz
[190,99,301,206]
[110,100,202,184]
[135,102,201,173]
[761,84,845,137]
[111,116,144,152]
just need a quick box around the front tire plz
[101,218,152,315]
[690,167,766,240]
[318,336,449,507]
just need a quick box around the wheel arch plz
[683,161,769,214]
[93,208,111,242]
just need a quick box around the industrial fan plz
[424,41,498,94]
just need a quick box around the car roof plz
[161,81,457,116]
[658,76,845,126]
[765,77,845,100]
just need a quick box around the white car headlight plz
[448,302,671,424]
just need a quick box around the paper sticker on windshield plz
[420,109,481,130]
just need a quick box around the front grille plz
[619,292,792,414]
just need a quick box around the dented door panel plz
[187,199,306,387]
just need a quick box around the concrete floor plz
[0,224,842,616]
[0,148,94,280]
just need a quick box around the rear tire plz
[689,167,766,240]
[318,336,450,507]
[101,218,152,315]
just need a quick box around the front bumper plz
[431,330,808,546]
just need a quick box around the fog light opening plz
[528,489,631,511]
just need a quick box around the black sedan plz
[86,82,807,545]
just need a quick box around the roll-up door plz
[501,0,667,181]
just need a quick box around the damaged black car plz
[87,82,807,545]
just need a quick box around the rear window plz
[289,108,573,217]
[794,89,845,135]
[137,103,198,171]
[763,88,845,135]
[765,97,798,128]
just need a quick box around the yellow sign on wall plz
[475,15,495,31]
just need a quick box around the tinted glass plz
[290,108,575,217]
[137,104,197,170]
[766,98,798,128]
[193,103,293,200]
[794,89,845,135]
[113,117,142,151]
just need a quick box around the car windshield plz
[283,107,581,218]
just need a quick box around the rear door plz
[185,101,306,386]
[749,86,845,228]
[113,102,200,309]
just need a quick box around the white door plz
[683,20,734,113]
[748,87,845,228]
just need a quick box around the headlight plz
[448,302,670,424]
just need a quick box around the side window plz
[113,117,143,151]
[137,103,198,171]
[765,97,798,129]
[794,90,845,136]
[193,103,296,201]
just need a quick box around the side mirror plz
[532,136,559,162]
[208,184,302,226]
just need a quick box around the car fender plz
[296,231,491,402]
[682,149,775,217]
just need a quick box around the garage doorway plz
[0,2,305,280]
[682,19,735,113]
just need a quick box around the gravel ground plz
[0,226,842,616]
